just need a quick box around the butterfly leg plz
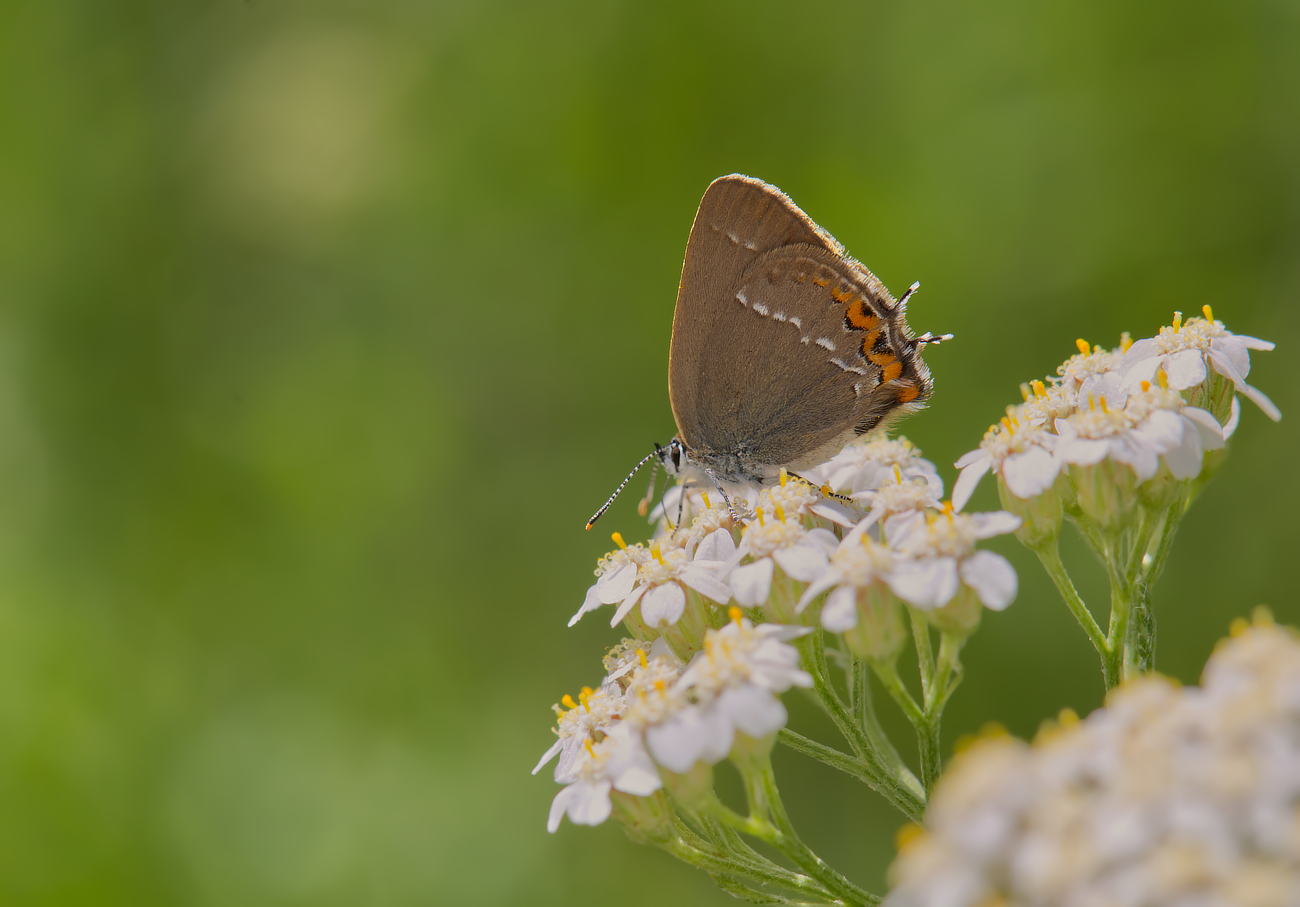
[700,465,741,523]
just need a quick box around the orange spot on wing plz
[831,286,853,303]
[813,276,829,287]
[882,361,903,382]
[858,329,881,357]
[846,300,880,331]
[897,382,919,403]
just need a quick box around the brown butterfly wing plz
[668,176,932,479]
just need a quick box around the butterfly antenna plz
[897,281,921,308]
[636,452,661,518]
[586,449,659,530]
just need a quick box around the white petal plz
[970,511,1022,539]
[1001,447,1059,500]
[717,685,788,739]
[1240,335,1274,351]
[1121,337,1160,367]
[565,780,615,827]
[609,584,648,627]
[1162,420,1204,479]
[796,572,840,614]
[640,582,687,627]
[1183,407,1224,450]
[810,498,858,526]
[820,585,859,632]
[1223,396,1241,439]
[1162,349,1207,390]
[597,563,638,604]
[1239,382,1282,422]
[773,544,829,582]
[695,528,736,563]
[646,711,708,772]
[680,565,734,604]
[569,584,604,627]
[1055,435,1111,466]
[955,448,987,469]
[1137,409,1185,453]
[888,558,960,609]
[1210,336,1252,380]
[532,739,563,775]
[731,559,775,607]
[959,551,1018,610]
[951,455,991,512]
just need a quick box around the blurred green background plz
[0,0,1296,903]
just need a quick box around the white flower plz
[532,681,626,783]
[545,722,663,832]
[884,618,1300,907]
[1055,382,1223,482]
[885,510,1021,611]
[645,613,812,772]
[854,466,945,528]
[952,416,1059,512]
[730,504,839,607]
[569,529,736,628]
[1120,308,1279,421]
[796,531,899,633]
[802,434,943,499]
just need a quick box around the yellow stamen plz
[1172,311,1183,332]
[1075,338,1090,356]
[611,532,627,550]
[584,739,595,757]
[1140,380,1151,392]
[1057,707,1079,728]
[1157,368,1168,390]
[895,823,926,852]
[1088,394,1096,411]
[1000,416,1012,431]
[943,500,955,522]
[774,504,786,522]
[728,606,743,625]
[779,467,789,488]
[702,492,712,510]
[893,464,903,484]
[651,544,664,565]
[1099,395,1109,414]
[653,678,664,693]
[1202,304,1214,322]
[756,507,765,527]
[561,694,578,710]
[820,483,833,497]
[1033,379,1047,397]
[1019,382,1031,401]
[1120,331,1133,353]
[636,648,648,669]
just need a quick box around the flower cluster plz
[572,441,1021,660]
[952,308,1277,542]
[546,433,1023,859]
[885,614,1300,907]
[536,611,812,832]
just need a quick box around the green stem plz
[909,610,936,699]
[792,634,926,819]
[777,729,924,821]
[759,761,881,906]
[663,831,833,901]
[853,658,911,784]
[1034,542,1108,659]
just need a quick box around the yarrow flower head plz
[1120,306,1280,422]
[645,609,813,773]
[569,528,735,629]
[804,434,943,499]
[885,507,1021,632]
[884,615,1300,907]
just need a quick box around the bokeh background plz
[1,0,1297,903]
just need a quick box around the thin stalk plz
[1034,543,1108,659]
[791,635,926,818]
[853,659,912,784]
[759,762,880,906]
